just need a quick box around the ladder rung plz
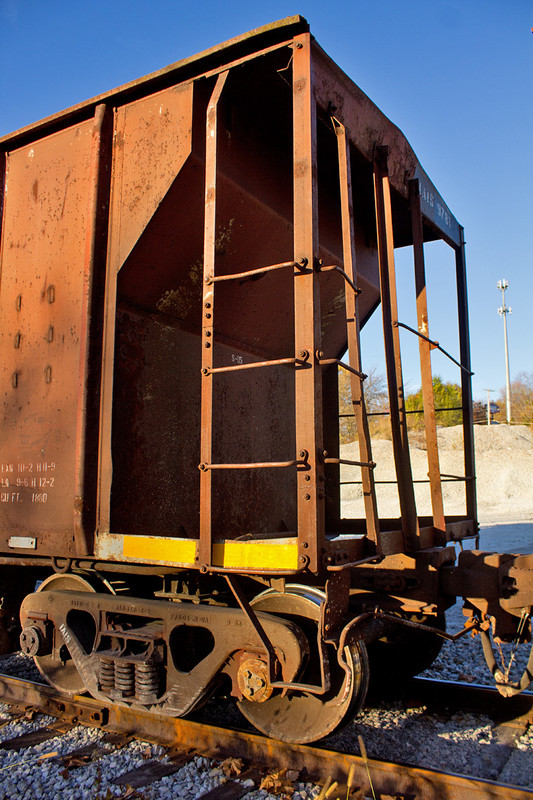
[203,354,308,375]
[205,259,306,285]
[318,358,366,380]
[318,264,361,296]
[199,456,306,471]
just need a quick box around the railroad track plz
[0,670,530,799]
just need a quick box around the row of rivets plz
[14,286,55,311]
[11,365,53,389]
[11,287,56,388]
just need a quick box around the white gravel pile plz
[341,423,533,524]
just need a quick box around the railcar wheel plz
[367,612,446,684]
[31,573,107,695]
[236,586,369,744]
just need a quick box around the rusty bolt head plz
[205,330,211,337]
[205,302,211,308]
[299,349,308,359]
[204,342,211,348]
[304,493,311,501]
[297,257,308,268]
[304,474,310,481]
[205,312,211,319]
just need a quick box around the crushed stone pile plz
[341,424,533,524]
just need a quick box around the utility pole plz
[484,388,494,427]
[497,279,512,424]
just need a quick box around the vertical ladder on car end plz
[198,64,317,572]
[330,120,380,549]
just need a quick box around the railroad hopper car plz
[0,17,531,744]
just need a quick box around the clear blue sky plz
[1,0,531,403]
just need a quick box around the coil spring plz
[135,662,160,704]
[114,661,135,696]
[99,658,115,692]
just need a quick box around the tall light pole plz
[497,279,512,424]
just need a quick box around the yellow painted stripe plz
[123,536,196,565]
[121,535,299,571]
[212,540,299,570]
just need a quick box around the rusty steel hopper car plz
[0,16,531,744]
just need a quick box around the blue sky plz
[1,0,531,403]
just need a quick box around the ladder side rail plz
[292,34,323,573]
[334,120,380,548]
[199,71,229,570]
[408,178,445,536]
[455,230,478,525]
[373,146,419,551]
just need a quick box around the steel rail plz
[0,673,531,799]
[406,677,533,725]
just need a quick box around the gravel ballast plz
[1,597,531,800]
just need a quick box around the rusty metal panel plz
[108,83,193,275]
[0,119,98,553]
[311,43,461,248]
[97,83,194,534]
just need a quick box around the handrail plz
[205,258,306,284]
[321,450,375,469]
[340,475,474,485]
[318,357,366,380]
[323,457,375,469]
[340,405,464,418]
[317,263,360,296]
[393,320,474,376]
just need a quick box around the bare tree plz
[338,366,388,443]
[498,371,533,427]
